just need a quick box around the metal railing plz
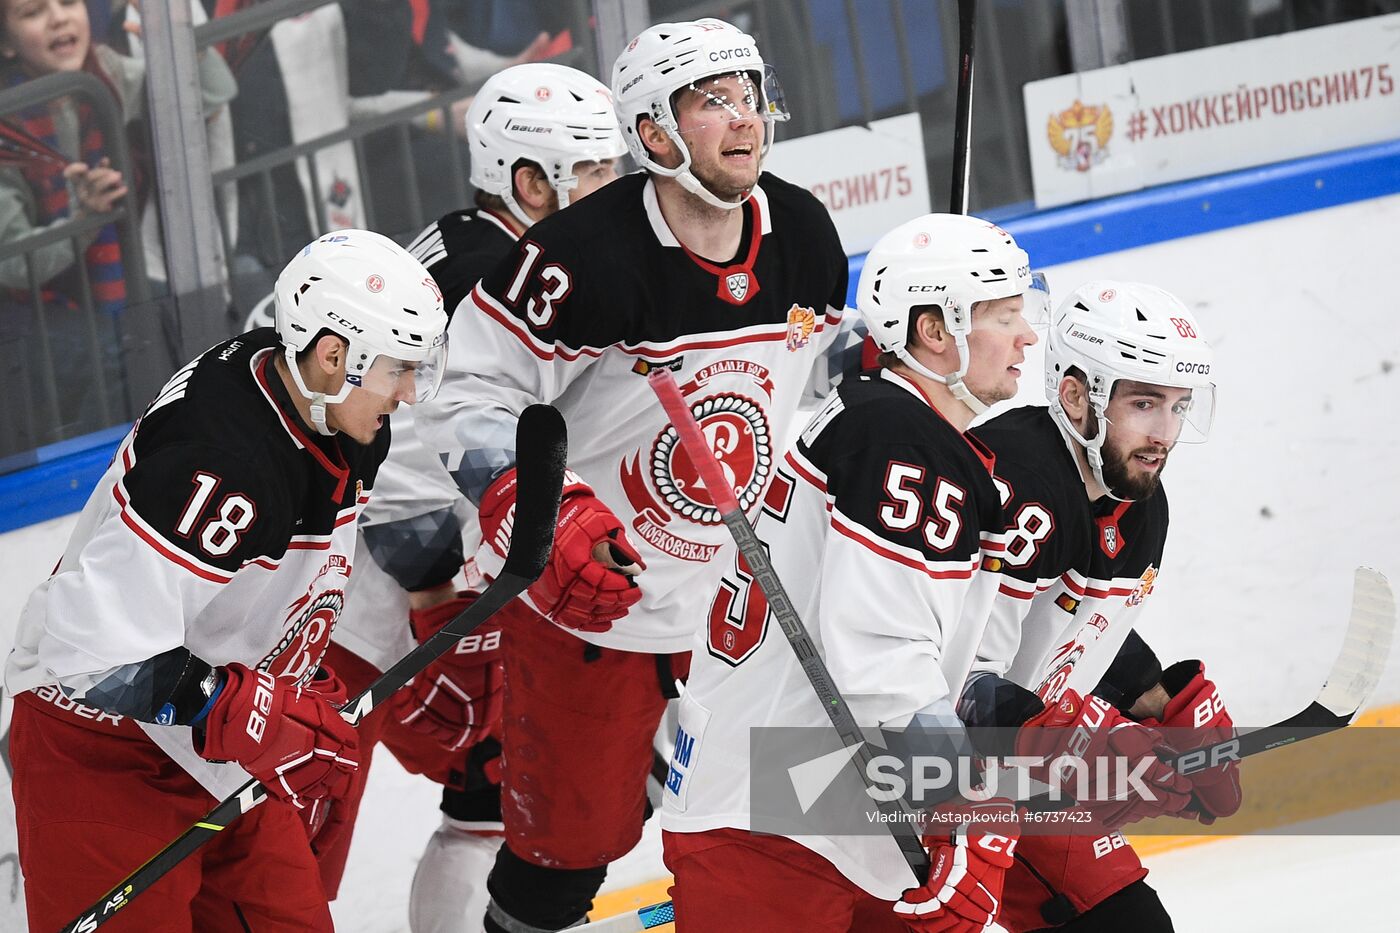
[0,70,160,460]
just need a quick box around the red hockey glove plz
[894,798,1020,932]
[1140,660,1242,824]
[479,468,644,633]
[390,593,505,752]
[1015,689,1193,830]
[195,663,359,812]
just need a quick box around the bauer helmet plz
[466,62,626,228]
[856,213,1049,414]
[1045,280,1216,499]
[611,18,788,210]
[275,229,448,434]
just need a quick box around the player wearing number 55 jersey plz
[4,231,446,932]
[662,214,1045,933]
[414,19,862,932]
[960,282,1240,932]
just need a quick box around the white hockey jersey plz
[6,330,382,799]
[661,370,1008,899]
[416,172,860,653]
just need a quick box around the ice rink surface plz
[1,193,1396,930]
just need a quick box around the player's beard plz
[1101,436,1169,500]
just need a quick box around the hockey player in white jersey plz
[661,213,1043,933]
[415,18,865,932]
[961,282,1238,931]
[4,230,446,931]
[321,63,625,931]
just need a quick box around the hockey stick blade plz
[59,404,566,933]
[1167,566,1395,775]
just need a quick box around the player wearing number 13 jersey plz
[662,214,1045,933]
[414,20,864,933]
[960,282,1240,932]
[4,231,447,932]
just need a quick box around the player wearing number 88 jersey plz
[5,230,446,931]
[960,281,1237,932]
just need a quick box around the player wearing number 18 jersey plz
[961,282,1241,931]
[661,214,1044,933]
[4,231,446,931]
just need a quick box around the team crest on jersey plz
[1101,522,1120,557]
[724,271,751,304]
[263,585,345,685]
[1125,565,1157,607]
[620,363,774,559]
[784,304,816,351]
[650,394,771,525]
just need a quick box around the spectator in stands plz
[0,0,234,454]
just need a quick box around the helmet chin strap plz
[1049,400,1131,502]
[648,132,749,211]
[284,347,350,436]
[893,338,988,416]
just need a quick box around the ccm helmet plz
[611,18,788,210]
[856,213,1047,414]
[1045,281,1216,499]
[275,230,448,434]
[466,63,626,228]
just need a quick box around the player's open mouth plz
[1134,453,1164,470]
[722,144,754,159]
[50,35,81,55]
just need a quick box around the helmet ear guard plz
[274,230,448,435]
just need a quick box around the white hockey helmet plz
[856,213,1048,413]
[1045,280,1216,499]
[611,18,789,211]
[466,62,627,228]
[275,229,448,434]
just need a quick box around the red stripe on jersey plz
[830,512,979,580]
[998,582,1036,600]
[1082,583,1135,599]
[111,485,234,584]
[472,285,836,363]
[783,450,828,493]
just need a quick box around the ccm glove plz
[895,798,1021,932]
[195,663,359,811]
[479,468,643,632]
[1016,689,1193,830]
[1140,660,1242,823]
[391,593,505,751]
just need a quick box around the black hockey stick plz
[949,0,977,213]
[647,371,931,883]
[60,404,567,933]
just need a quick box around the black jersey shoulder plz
[476,172,846,351]
[971,405,1095,580]
[799,372,1003,560]
[413,208,517,317]
[128,329,386,570]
